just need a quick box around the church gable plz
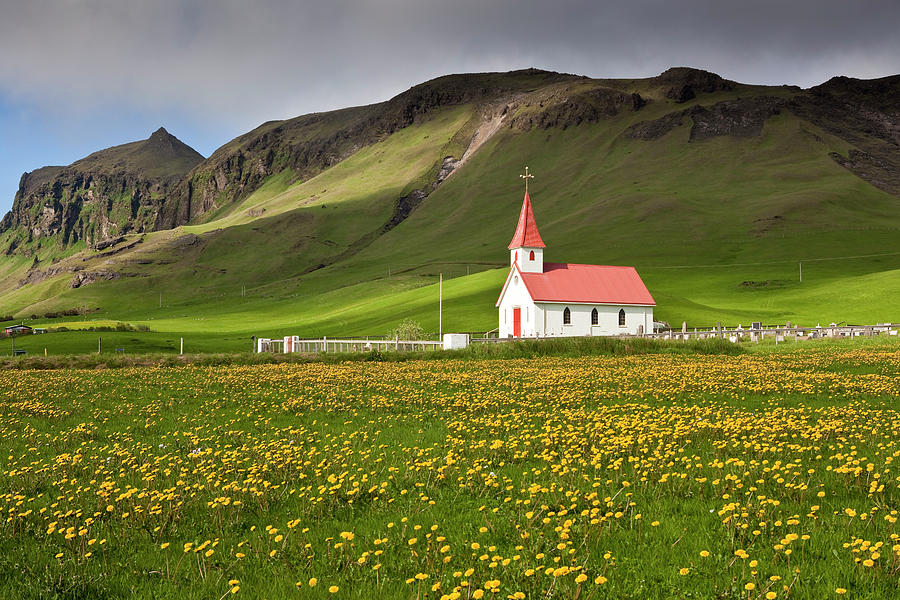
[496,264,534,308]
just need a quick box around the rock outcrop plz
[626,97,785,141]
[0,128,203,254]
[650,67,736,103]
[789,74,900,195]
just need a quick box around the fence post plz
[323,336,327,353]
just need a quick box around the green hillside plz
[1,68,898,354]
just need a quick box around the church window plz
[529,250,535,261]
[563,307,571,325]
[618,309,626,327]
[591,308,599,325]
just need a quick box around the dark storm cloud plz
[1,0,898,135]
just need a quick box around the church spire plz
[508,184,545,249]
[508,168,545,274]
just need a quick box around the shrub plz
[386,319,425,341]
[364,349,387,362]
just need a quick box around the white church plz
[496,172,655,338]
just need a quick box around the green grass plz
[0,347,897,598]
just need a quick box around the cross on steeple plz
[519,166,534,194]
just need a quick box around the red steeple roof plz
[508,191,545,249]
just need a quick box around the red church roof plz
[508,191,545,249]
[518,263,655,305]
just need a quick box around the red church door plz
[513,308,521,337]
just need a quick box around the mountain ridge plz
[5,66,897,253]
[0,66,898,341]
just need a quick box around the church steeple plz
[508,167,545,273]
[507,190,546,250]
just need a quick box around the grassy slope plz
[1,81,899,351]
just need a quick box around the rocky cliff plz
[789,74,900,195]
[156,69,582,228]
[0,128,203,254]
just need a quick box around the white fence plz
[257,323,898,354]
[258,335,448,354]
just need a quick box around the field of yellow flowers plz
[0,347,898,599]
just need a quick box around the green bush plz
[386,319,425,341]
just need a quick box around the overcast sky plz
[1,0,898,214]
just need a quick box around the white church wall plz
[538,303,653,337]
[497,271,537,338]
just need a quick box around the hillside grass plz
[1,87,898,351]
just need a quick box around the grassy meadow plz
[1,343,898,599]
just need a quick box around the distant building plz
[4,325,33,336]
[496,181,655,337]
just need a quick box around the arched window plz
[591,308,599,325]
[529,250,535,261]
[563,307,571,325]
[618,309,626,327]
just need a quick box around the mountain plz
[0,67,898,350]
[0,128,203,252]
[156,69,582,228]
